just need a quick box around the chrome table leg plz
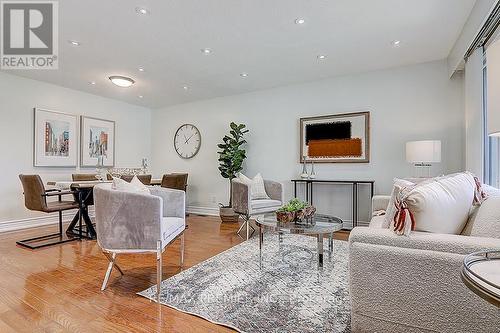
[317,234,324,269]
[259,226,263,269]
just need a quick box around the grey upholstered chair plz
[232,179,283,240]
[93,184,185,301]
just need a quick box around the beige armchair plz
[93,184,185,301]
[231,179,283,240]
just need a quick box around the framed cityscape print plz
[300,111,370,163]
[80,116,115,167]
[34,108,78,167]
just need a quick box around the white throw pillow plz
[112,176,150,194]
[391,172,476,235]
[237,173,270,200]
[383,178,415,228]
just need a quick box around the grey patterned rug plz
[138,233,351,333]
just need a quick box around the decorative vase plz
[276,211,295,223]
[300,157,309,179]
[309,161,316,179]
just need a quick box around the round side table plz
[461,250,500,307]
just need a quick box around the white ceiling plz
[4,0,476,109]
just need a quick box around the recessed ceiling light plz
[295,18,305,25]
[138,67,145,72]
[68,40,80,46]
[135,7,149,15]
[89,81,96,85]
[317,55,326,60]
[201,48,212,55]
[138,95,144,99]
[240,72,248,78]
[391,40,401,47]
[109,75,135,88]
[183,86,189,90]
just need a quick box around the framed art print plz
[34,108,78,167]
[80,116,115,167]
[300,111,370,163]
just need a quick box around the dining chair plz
[160,173,188,191]
[120,174,152,185]
[72,173,98,181]
[17,175,80,249]
[232,178,283,240]
[93,184,185,301]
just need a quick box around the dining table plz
[46,179,164,240]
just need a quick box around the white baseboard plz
[187,205,219,216]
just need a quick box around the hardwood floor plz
[0,215,349,332]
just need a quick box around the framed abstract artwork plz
[300,111,370,163]
[33,108,78,167]
[80,116,115,167]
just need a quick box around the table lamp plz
[406,140,441,178]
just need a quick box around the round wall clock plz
[174,124,201,159]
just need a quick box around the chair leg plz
[101,252,119,291]
[156,240,163,302]
[246,218,250,240]
[180,233,185,267]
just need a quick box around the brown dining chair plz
[17,175,80,249]
[120,174,152,185]
[161,173,188,191]
[72,173,98,181]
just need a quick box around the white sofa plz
[348,195,500,333]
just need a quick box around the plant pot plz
[295,209,306,221]
[304,205,316,219]
[276,211,295,223]
[219,206,240,223]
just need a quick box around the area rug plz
[138,233,351,333]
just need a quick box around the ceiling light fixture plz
[138,67,145,72]
[295,18,305,25]
[89,81,96,85]
[109,75,135,88]
[183,86,189,90]
[391,40,401,47]
[240,72,248,78]
[135,7,149,15]
[138,95,144,99]
[68,40,80,46]
[201,48,212,54]
[317,55,326,60]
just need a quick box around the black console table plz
[291,179,375,228]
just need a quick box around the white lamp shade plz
[487,38,500,136]
[406,140,441,163]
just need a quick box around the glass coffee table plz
[255,213,343,269]
[462,250,500,307]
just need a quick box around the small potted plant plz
[276,198,311,223]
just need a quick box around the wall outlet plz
[210,195,217,204]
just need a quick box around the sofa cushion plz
[462,184,500,235]
[392,172,476,236]
[369,215,385,228]
[468,197,500,239]
[112,176,150,194]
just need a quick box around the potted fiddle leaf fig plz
[217,122,249,223]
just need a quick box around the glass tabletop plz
[256,213,343,235]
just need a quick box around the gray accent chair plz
[232,178,283,240]
[93,184,186,301]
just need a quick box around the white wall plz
[0,72,151,228]
[151,60,464,225]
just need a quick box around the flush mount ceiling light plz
[138,67,145,72]
[68,40,80,46]
[240,72,248,78]
[135,7,149,15]
[109,75,135,88]
[201,48,212,55]
[295,18,305,25]
[138,95,144,99]
[183,85,189,90]
[89,81,96,85]
[317,54,326,60]
[391,40,401,47]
